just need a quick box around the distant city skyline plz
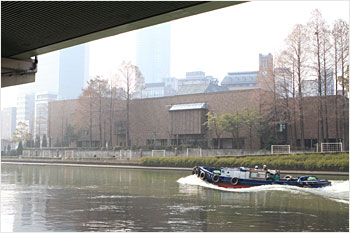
[136,23,171,83]
[58,44,90,100]
[1,1,348,109]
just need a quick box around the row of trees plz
[76,61,144,149]
[12,122,50,147]
[10,61,144,150]
[265,9,349,148]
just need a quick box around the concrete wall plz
[22,148,319,161]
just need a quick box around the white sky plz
[1,1,349,109]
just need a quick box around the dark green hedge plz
[139,153,349,171]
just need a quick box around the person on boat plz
[254,165,258,170]
[263,165,268,170]
[267,170,280,181]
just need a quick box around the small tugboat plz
[192,166,331,188]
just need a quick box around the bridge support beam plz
[1,57,37,88]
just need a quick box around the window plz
[278,123,286,132]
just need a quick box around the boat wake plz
[177,175,349,204]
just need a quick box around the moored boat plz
[192,166,331,188]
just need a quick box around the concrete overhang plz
[1,1,246,87]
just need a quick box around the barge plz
[192,166,331,188]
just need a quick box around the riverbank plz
[1,157,349,176]
[139,153,349,172]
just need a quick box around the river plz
[1,163,349,232]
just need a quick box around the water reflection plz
[1,163,349,232]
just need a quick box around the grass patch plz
[139,153,349,171]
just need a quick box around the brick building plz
[48,89,349,150]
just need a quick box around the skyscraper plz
[1,107,16,140]
[58,44,90,100]
[34,91,58,140]
[16,93,35,135]
[136,23,171,84]
[35,51,60,94]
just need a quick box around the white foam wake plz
[177,175,349,204]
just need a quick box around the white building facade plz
[34,92,58,144]
[16,93,35,135]
[1,107,16,140]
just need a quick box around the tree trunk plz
[292,63,298,147]
[89,99,93,148]
[298,97,305,149]
[334,37,339,141]
[316,32,325,145]
[99,95,102,148]
[249,125,253,149]
[109,98,113,149]
[323,54,329,142]
[340,44,347,147]
[126,97,130,148]
[297,51,305,149]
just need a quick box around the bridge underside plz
[1,1,245,88]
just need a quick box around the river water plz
[1,163,349,232]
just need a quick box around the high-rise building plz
[34,92,58,141]
[16,93,35,135]
[136,23,171,83]
[35,51,60,94]
[1,107,16,140]
[58,44,89,100]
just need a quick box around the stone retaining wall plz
[21,148,317,160]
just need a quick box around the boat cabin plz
[249,169,268,179]
[249,169,280,181]
[215,167,280,181]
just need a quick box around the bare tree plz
[60,103,66,146]
[307,9,328,146]
[274,51,297,146]
[332,20,341,141]
[284,24,309,148]
[319,18,332,142]
[93,76,109,148]
[334,19,349,146]
[77,79,98,147]
[106,74,120,149]
[117,61,144,148]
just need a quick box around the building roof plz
[176,83,228,96]
[221,72,258,85]
[227,71,258,76]
[169,102,208,111]
[145,82,166,88]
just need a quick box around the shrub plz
[138,153,349,171]
[17,141,23,155]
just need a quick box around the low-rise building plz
[48,86,349,150]
[221,71,259,91]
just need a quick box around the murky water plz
[1,163,349,232]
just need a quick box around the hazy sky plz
[1,1,349,109]
[88,1,349,79]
